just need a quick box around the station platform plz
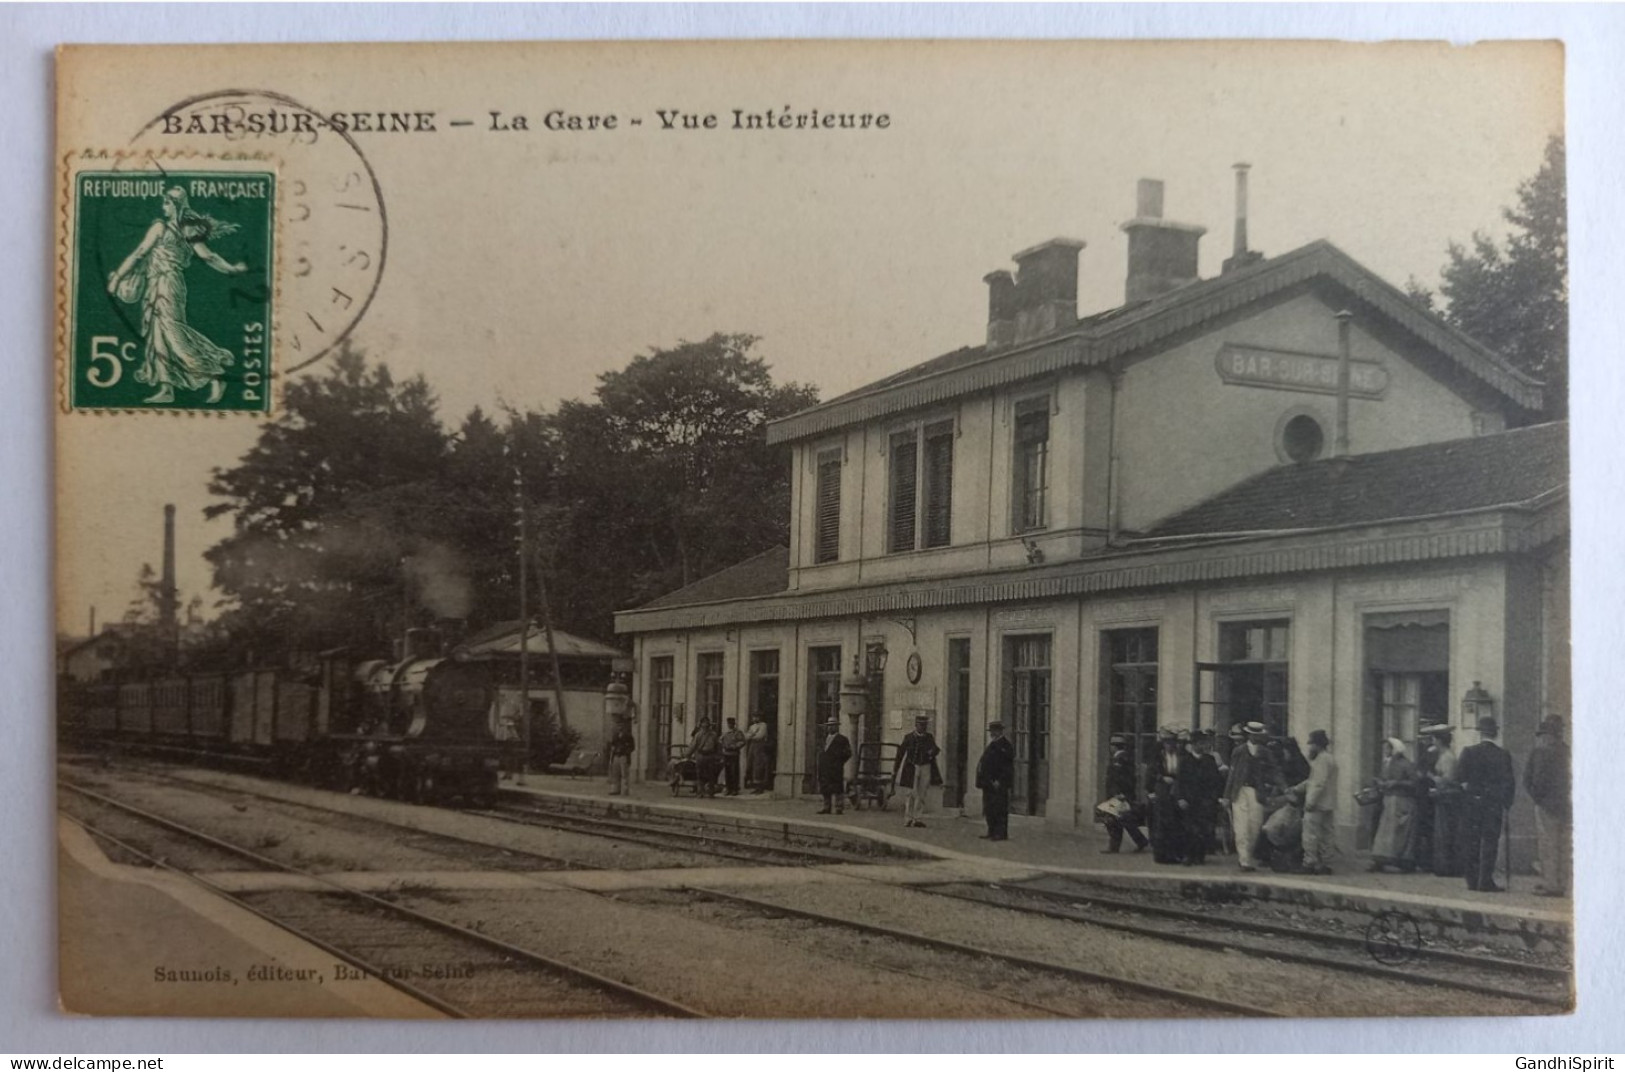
[56,816,440,1018]
[503,772,1572,953]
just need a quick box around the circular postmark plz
[131,89,389,376]
[1364,909,1423,966]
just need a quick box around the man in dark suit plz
[1148,728,1188,864]
[1524,715,1570,897]
[1223,722,1281,872]
[1458,715,1517,892]
[816,716,852,815]
[1100,733,1148,853]
[1179,729,1224,865]
[975,719,1015,841]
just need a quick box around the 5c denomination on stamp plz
[68,166,276,413]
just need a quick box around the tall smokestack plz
[1222,163,1264,274]
[160,504,178,655]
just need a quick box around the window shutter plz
[815,453,841,563]
[889,435,918,552]
[923,422,954,548]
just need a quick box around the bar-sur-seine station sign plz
[1215,342,1389,399]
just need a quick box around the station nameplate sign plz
[1216,343,1389,398]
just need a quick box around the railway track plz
[60,781,705,1020]
[911,879,1571,1010]
[683,885,1280,1019]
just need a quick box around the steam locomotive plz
[59,628,516,805]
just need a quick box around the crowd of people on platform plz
[1095,714,1569,897]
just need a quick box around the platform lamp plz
[1461,681,1495,730]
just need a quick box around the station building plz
[613,178,1568,861]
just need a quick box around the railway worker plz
[975,719,1015,841]
[1295,729,1339,874]
[1180,729,1224,866]
[607,721,636,796]
[1099,734,1148,854]
[893,714,943,829]
[745,712,772,794]
[816,715,852,815]
[1146,728,1188,864]
[1457,715,1517,893]
[1523,715,1570,897]
[1420,724,1464,878]
[720,717,746,796]
[689,718,723,798]
[1223,722,1279,873]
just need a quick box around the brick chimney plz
[983,269,1017,350]
[984,238,1085,351]
[1120,179,1205,303]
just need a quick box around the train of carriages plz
[59,629,518,805]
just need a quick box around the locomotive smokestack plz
[160,504,179,649]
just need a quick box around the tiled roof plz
[1145,422,1567,539]
[635,546,791,611]
[768,240,1543,444]
[457,622,625,660]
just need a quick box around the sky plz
[54,39,1563,634]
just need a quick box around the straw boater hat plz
[1157,727,1177,741]
[1175,729,1191,744]
[1228,725,1247,740]
[1244,721,1268,737]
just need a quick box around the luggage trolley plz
[848,741,899,810]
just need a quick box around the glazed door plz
[944,638,972,808]
[1007,635,1052,817]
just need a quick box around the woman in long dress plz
[106,186,247,404]
[1370,737,1422,873]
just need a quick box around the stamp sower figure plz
[893,714,943,829]
[1148,728,1188,864]
[1369,737,1422,873]
[1295,729,1339,874]
[607,722,635,796]
[106,186,247,404]
[1420,723,1464,877]
[975,719,1015,840]
[1458,715,1517,893]
[1181,729,1224,865]
[1223,722,1278,872]
[1524,715,1570,897]
[745,712,772,794]
[1100,733,1148,854]
[816,716,852,815]
[720,717,746,796]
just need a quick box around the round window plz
[1281,414,1325,463]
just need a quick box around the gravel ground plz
[391,884,1053,1019]
[59,790,250,872]
[63,764,724,872]
[721,877,1553,1018]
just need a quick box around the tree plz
[1407,135,1567,418]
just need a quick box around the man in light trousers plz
[1222,721,1279,872]
[1295,728,1339,874]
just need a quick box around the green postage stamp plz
[68,169,275,413]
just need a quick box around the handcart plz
[667,745,721,797]
[848,741,899,810]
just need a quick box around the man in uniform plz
[688,718,723,797]
[606,721,635,796]
[815,715,852,815]
[1223,722,1279,872]
[1458,715,1517,892]
[1148,728,1187,864]
[719,717,746,796]
[893,714,943,828]
[1295,728,1339,874]
[1100,733,1148,853]
[1524,715,1570,897]
[975,719,1015,841]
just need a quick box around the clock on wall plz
[906,652,923,685]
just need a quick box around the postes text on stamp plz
[70,169,275,412]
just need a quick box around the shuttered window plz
[1013,398,1050,533]
[923,420,954,548]
[888,432,918,553]
[815,450,842,563]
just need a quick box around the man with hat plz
[1100,733,1148,853]
[1293,729,1339,874]
[1523,715,1570,897]
[1457,715,1517,892]
[975,719,1015,841]
[1222,722,1281,872]
[893,713,944,829]
[1213,725,1247,855]
[1147,728,1188,864]
[1419,723,1464,877]
[815,715,853,815]
[1180,729,1224,865]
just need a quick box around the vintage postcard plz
[54,40,1572,1019]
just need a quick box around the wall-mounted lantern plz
[1461,681,1495,727]
[865,642,889,676]
[604,672,632,725]
[839,655,869,722]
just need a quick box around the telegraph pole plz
[512,444,532,786]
